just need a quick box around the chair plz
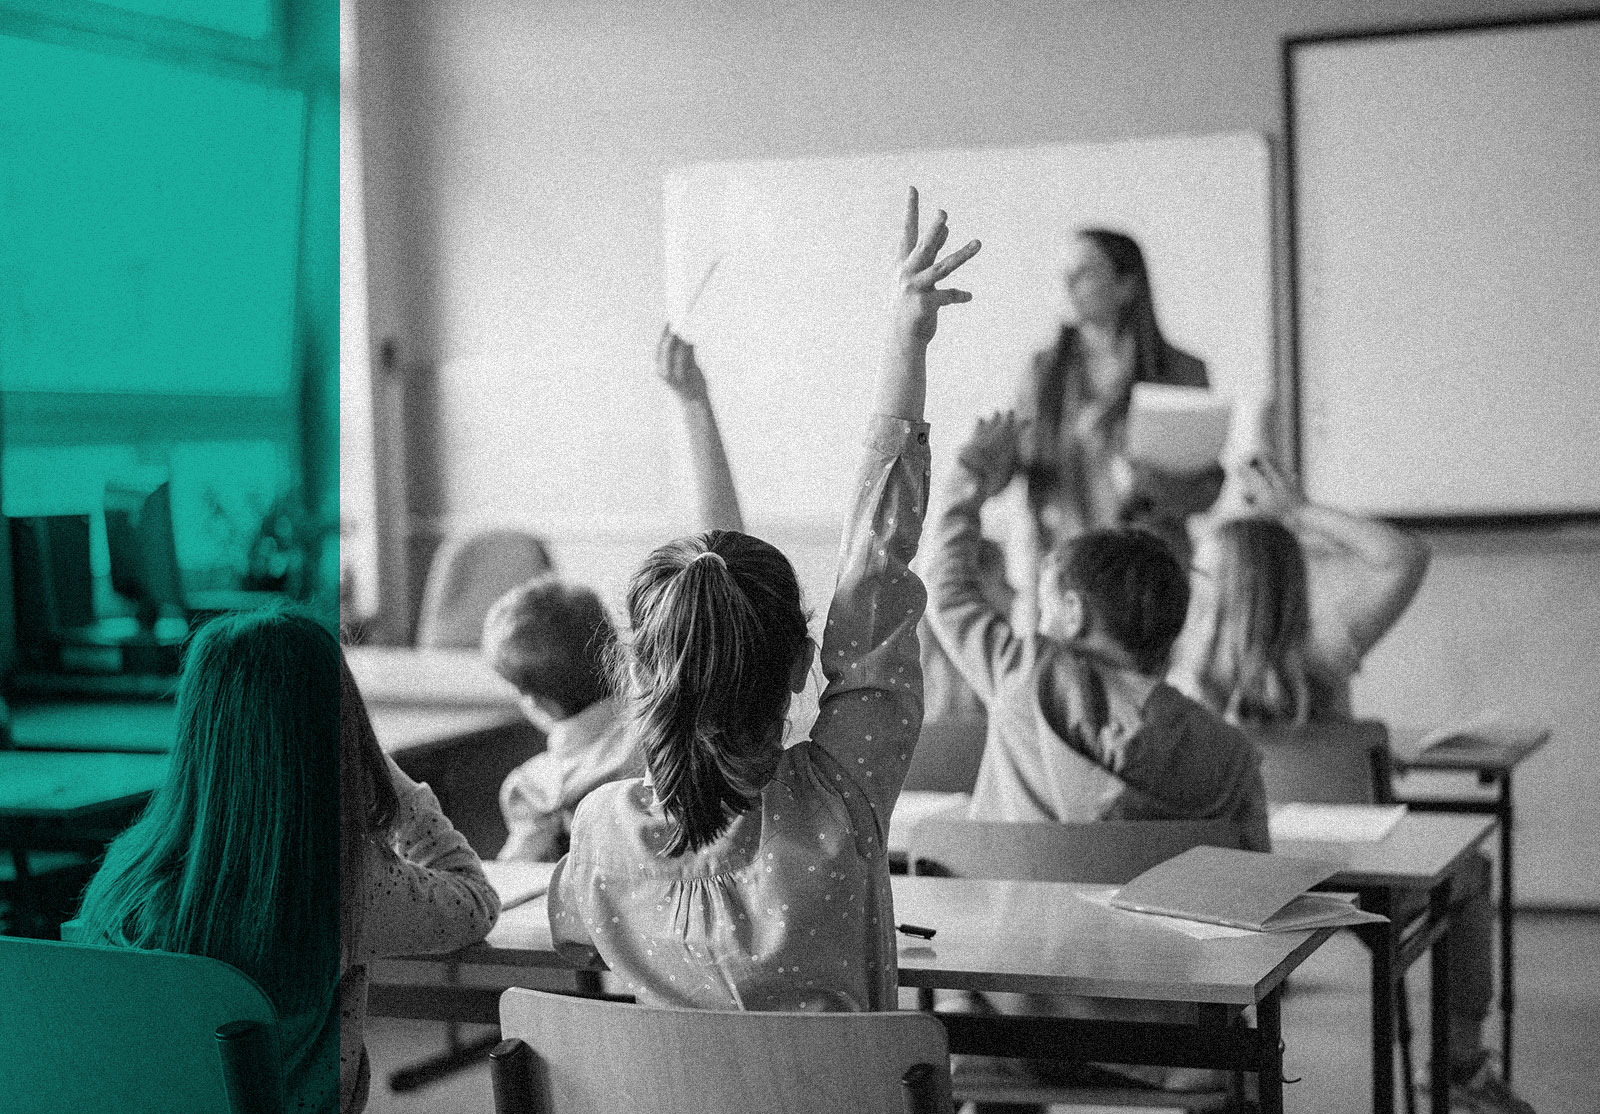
[0,936,282,1114]
[415,529,552,649]
[901,717,986,793]
[0,850,94,937]
[908,817,1244,1113]
[490,987,953,1114]
[1243,719,1417,1113]
[1247,718,1393,805]
[908,817,1244,883]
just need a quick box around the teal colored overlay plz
[0,12,339,1109]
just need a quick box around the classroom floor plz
[363,912,1598,1114]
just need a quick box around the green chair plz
[0,936,283,1114]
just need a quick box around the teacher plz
[1014,229,1221,575]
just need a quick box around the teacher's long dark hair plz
[619,530,809,856]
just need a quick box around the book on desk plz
[1111,845,1388,933]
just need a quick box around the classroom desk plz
[0,751,168,935]
[367,704,527,759]
[344,646,521,708]
[371,875,1336,1114]
[1277,812,1498,1114]
[1387,728,1550,1081]
[8,701,177,753]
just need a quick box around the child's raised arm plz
[927,411,1033,703]
[874,187,981,423]
[811,188,980,829]
[656,328,745,534]
[1230,456,1430,663]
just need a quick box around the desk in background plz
[0,750,169,935]
[343,646,520,708]
[1277,811,1497,1114]
[9,701,177,753]
[347,646,540,860]
[372,873,1336,1114]
[1388,727,1550,1081]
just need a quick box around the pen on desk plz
[897,922,936,939]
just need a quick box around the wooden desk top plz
[0,751,169,819]
[367,704,527,758]
[452,875,1332,1007]
[9,701,176,754]
[1275,811,1495,889]
[1388,726,1550,773]
[345,647,520,709]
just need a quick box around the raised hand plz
[957,410,1029,501]
[1237,454,1304,518]
[891,186,981,348]
[655,327,708,401]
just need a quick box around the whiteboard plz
[662,134,1273,542]
[1289,16,1600,517]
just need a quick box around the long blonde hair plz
[1197,518,1313,726]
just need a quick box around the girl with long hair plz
[549,189,980,1010]
[1171,456,1428,723]
[78,610,498,1112]
[1171,462,1536,1114]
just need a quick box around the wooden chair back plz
[901,717,985,793]
[1244,719,1393,804]
[0,936,282,1114]
[909,817,1243,883]
[416,529,552,649]
[492,988,952,1114]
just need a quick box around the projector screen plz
[663,134,1274,538]
[1288,15,1600,518]
[0,33,304,396]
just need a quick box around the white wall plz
[356,0,1600,905]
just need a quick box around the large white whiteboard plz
[663,135,1273,565]
[1290,17,1600,517]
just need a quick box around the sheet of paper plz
[1270,803,1407,843]
[482,860,558,910]
[1125,383,1233,472]
[1076,886,1255,939]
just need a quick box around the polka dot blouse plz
[549,415,931,1012]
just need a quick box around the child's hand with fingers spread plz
[655,327,708,401]
[891,186,981,348]
[958,410,1029,501]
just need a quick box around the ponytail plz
[621,531,808,856]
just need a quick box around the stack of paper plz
[1125,383,1233,473]
[1111,845,1387,933]
[1392,710,1550,762]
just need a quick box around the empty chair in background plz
[416,529,552,649]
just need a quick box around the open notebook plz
[1111,845,1387,933]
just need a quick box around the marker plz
[896,922,936,940]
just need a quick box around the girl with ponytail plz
[549,188,980,1011]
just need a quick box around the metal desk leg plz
[1367,889,1397,1114]
[1256,988,1285,1114]
[7,843,44,938]
[1429,878,1454,1114]
[1497,773,1515,1080]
